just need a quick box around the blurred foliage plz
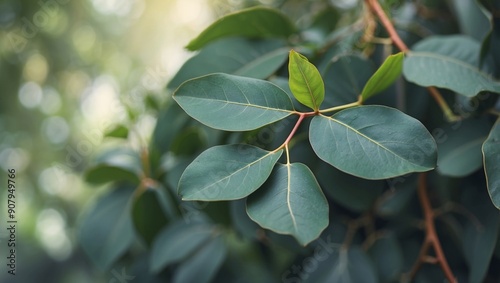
[2,0,500,282]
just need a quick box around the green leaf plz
[173,236,227,283]
[437,118,491,177]
[150,220,213,273]
[246,163,329,245]
[132,187,169,246]
[368,234,404,283]
[323,55,374,108]
[170,127,206,156]
[483,117,500,209]
[79,185,135,270]
[361,52,404,101]
[151,102,190,155]
[186,7,296,51]
[173,73,295,131]
[462,186,500,283]
[178,144,282,201]
[412,35,481,65]
[310,106,437,179]
[105,124,129,139]
[84,148,142,185]
[403,52,500,97]
[288,50,325,110]
[168,38,289,89]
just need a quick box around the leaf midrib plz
[177,95,294,114]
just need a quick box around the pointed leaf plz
[79,185,135,270]
[150,220,213,273]
[361,52,404,101]
[186,7,296,51]
[168,38,289,89]
[84,148,142,185]
[179,145,282,201]
[173,73,295,131]
[309,105,437,179]
[403,52,500,97]
[246,163,329,245]
[288,50,325,110]
[173,236,227,283]
[483,117,500,209]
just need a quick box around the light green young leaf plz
[186,7,296,51]
[173,73,295,131]
[288,50,325,110]
[361,52,404,101]
[309,105,437,179]
[178,145,282,201]
[403,52,500,97]
[483,117,500,209]
[246,163,329,245]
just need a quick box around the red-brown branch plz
[365,0,460,122]
[407,174,457,282]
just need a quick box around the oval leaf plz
[179,144,282,201]
[186,7,296,51]
[361,52,404,101]
[132,187,169,246]
[173,236,227,283]
[150,220,213,273]
[483,117,500,209]
[246,163,329,245]
[437,118,491,177]
[309,105,437,179]
[169,38,289,89]
[288,50,325,110]
[79,185,135,270]
[403,52,500,97]
[173,73,295,131]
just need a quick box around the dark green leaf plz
[361,52,404,101]
[404,51,500,97]
[150,220,213,273]
[323,55,374,107]
[84,148,141,185]
[152,102,190,154]
[170,127,206,156]
[173,236,227,283]
[288,50,325,110]
[246,163,329,245]
[178,144,282,201]
[483,117,500,209]
[450,1,490,41]
[310,106,437,179]
[168,38,289,89]
[368,234,404,282]
[132,187,169,246]
[437,118,492,177]
[173,73,295,131]
[411,35,481,65]
[462,186,500,283]
[79,185,135,270]
[186,7,296,51]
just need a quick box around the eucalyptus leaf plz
[173,73,295,131]
[403,51,500,97]
[246,163,329,245]
[169,38,289,89]
[132,187,169,246]
[483,118,500,209]
[150,220,213,273]
[84,148,142,185]
[288,50,325,110]
[178,144,282,201]
[186,7,296,51]
[79,185,135,270]
[361,52,403,101]
[310,106,437,179]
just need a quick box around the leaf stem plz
[365,0,461,123]
[275,113,307,152]
[404,173,457,283]
[319,98,362,114]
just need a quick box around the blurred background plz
[0,0,284,281]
